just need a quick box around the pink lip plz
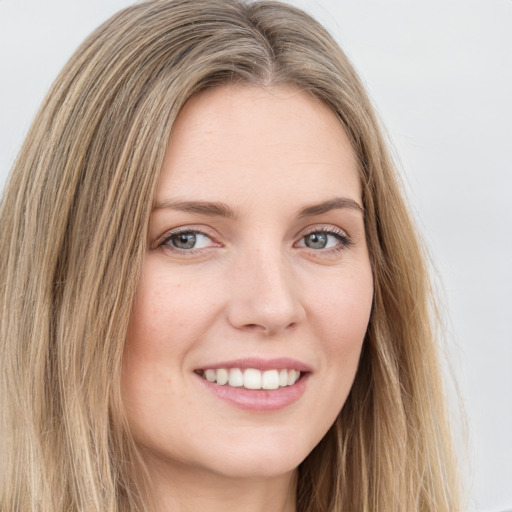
[196,372,310,411]
[195,357,312,372]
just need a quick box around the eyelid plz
[294,224,353,251]
[156,225,221,253]
[154,223,352,255]
[295,223,350,239]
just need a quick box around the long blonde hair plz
[0,0,460,510]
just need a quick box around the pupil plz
[306,233,327,249]
[172,232,196,249]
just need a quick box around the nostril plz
[238,323,266,333]
[240,321,298,335]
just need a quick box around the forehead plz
[156,84,361,208]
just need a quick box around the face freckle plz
[122,84,373,484]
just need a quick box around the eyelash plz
[158,226,353,256]
[296,226,353,254]
[159,228,219,256]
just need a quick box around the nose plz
[226,248,306,336]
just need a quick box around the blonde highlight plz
[0,1,461,510]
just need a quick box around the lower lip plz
[196,373,309,411]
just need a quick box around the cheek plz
[295,264,373,444]
[125,260,219,356]
[121,263,211,442]
[310,264,373,366]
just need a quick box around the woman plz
[0,0,461,511]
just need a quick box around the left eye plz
[297,231,345,250]
[163,231,214,251]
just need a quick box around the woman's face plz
[122,85,373,482]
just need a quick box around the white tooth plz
[228,368,244,387]
[287,369,297,386]
[279,369,288,387]
[205,369,216,382]
[244,368,262,389]
[262,369,280,390]
[216,368,229,385]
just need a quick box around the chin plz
[197,433,315,480]
[139,430,314,482]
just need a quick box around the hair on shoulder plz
[0,1,461,510]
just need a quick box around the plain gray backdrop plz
[1,1,511,510]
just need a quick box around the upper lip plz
[195,357,312,372]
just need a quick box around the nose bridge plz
[227,244,304,334]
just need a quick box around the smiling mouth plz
[195,368,302,390]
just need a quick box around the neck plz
[139,456,298,512]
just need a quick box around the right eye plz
[160,230,217,252]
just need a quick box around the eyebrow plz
[297,197,364,217]
[152,199,238,218]
[152,196,364,219]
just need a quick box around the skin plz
[122,85,374,512]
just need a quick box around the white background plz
[0,1,510,510]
